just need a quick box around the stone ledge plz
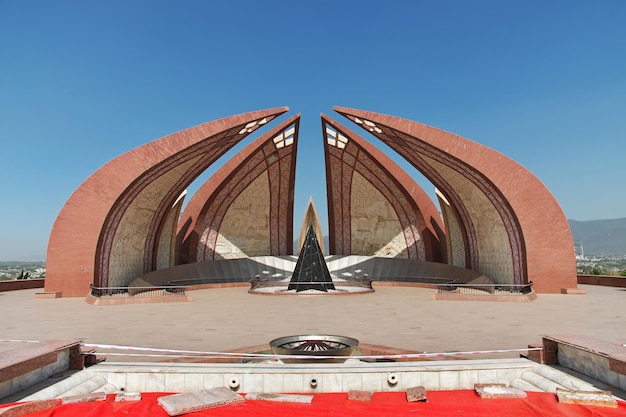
[157,388,244,415]
[432,292,537,303]
[0,340,81,384]
[560,288,587,295]
[556,388,617,408]
[61,392,107,404]
[92,358,535,374]
[0,399,60,417]
[475,385,527,399]
[85,293,192,305]
[35,292,61,299]
[406,386,427,402]
[543,335,626,358]
[608,354,626,375]
[577,275,626,288]
[543,335,626,376]
[245,393,313,403]
[348,390,373,401]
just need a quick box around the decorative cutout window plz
[238,116,272,135]
[272,125,295,149]
[353,117,382,134]
[326,126,348,149]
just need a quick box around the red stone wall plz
[46,108,288,297]
[0,279,45,292]
[334,106,577,293]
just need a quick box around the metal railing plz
[248,278,374,292]
[167,276,251,286]
[435,281,533,295]
[89,284,188,298]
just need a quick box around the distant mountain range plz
[569,218,626,257]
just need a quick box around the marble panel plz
[103,373,127,391]
[420,372,440,390]
[242,373,264,393]
[558,345,619,387]
[400,372,421,388]
[262,374,283,393]
[0,379,11,399]
[439,371,460,390]
[619,373,626,391]
[322,373,342,393]
[477,369,499,384]
[458,370,479,389]
[497,368,523,385]
[203,374,223,390]
[282,374,303,393]
[361,373,383,392]
[125,373,147,392]
[304,374,323,393]
[342,373,363,391]
[12,367,47,393]
[184,374,205,392]
[164,373,185,392]
[144,373,166,392]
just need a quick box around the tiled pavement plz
[1,285,625,359]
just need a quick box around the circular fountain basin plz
[269,334,359,363]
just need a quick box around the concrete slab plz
[556,388,617,408]
[115,392,141,402]
[347,390,372,401]
[406,386,427,402]
[0,399,59,416]
[61,392,107,404]
[245,393,313,403]
[475,386,527,399]
[157,388,243,416]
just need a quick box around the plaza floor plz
[1,284,625,359]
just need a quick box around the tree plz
[17,269,30,280]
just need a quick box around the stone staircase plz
[511,365,612,394]
[17,370,118,402]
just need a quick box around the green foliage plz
[17,269,30,280]
[592,266,602,275]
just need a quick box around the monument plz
[288,224,334,293]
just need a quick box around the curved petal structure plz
[334,106,576,292]
[46,105,576,297]
[176,114,300,262]
[46,108,288,296]
[322,114,446,262]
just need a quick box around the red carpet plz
[2,391,625,417]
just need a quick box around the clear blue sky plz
[1,1,625,261]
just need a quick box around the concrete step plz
[521,370,568,393]
[20,370,96,401]
[18,371,118,402]
[510,377,541,392]
[532,365,597,392]
[58,375,108,397]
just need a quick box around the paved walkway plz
[1,285,625,359]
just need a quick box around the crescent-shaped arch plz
[322,114,446,262]
[46,108,288,296]
[334,106,576,293]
